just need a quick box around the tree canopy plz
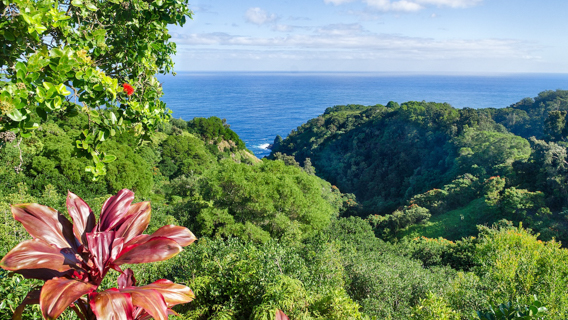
[0,0,192,178]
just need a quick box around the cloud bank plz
[172,24,537,61]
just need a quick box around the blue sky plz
[169,0,568,73]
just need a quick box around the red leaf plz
[40,278,96,320]
[275,310,289,320]
[126,225,196,247]
[118,268,136,288]
[0,239,78,277]
[116,201,151,243]
[89,289,134,320]
[126,234,149,246]
[86,231,117,274]
[12,204,79,251]
[136,308,179,320]
[119,287,168,320]
[99,189,135,231]
[67,191,95,245]
[138,279,194,307]
[113,237,182,265]
[13,268,73,281]
[147,225,197,247]
[111,237,125,262]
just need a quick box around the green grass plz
[400,198,492,240]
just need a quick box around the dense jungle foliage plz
[271,89,568,244]
[1,91,568,319]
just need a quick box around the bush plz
[155,237,364,319]
[195,160,337,242]
[369,204,431,239]
[469,227,568,317]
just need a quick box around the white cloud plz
[245,7,278,25]
[364,0,423,12]
[287,16,312,21]
[273,24,295,32]
[317,23,363,36]
[172,29,537,62]
[325,0,483,12]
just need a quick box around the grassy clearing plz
[400,198,490,240]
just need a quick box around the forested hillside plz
[271,90,568,244]
[2,93,568,319]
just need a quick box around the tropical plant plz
[0,189,196,319]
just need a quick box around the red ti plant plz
[0,189,197,320]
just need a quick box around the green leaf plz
[43,82,55,90]
[97,130,105,141]
[53,96,63,109]
[21,13,32,24]
[15,62,26,73]
[44,100,53,110]
[57,14,72,21]
[23,122,39,130]
[34,25,47,34]
[110,112,117,124]
[27,72,40,83]
[4,31,15,41]
[51,48,64,57]
[102,154,117,163]
[16,69,25,80]
[7,109,26,122]
[93,29,106,43]
[36,87,45,99]
[56,83,71,96]
[96,162,105,172]
[85,3,97,11]
[91,152,100,163]
[71,0,83,6]
[37,108,48,121]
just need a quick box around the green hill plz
[271,90,568,243]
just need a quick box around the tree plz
[544,110,567,141]
[0,0,192,179]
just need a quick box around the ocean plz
[158,72,568,158]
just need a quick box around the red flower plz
[123,83,134,96]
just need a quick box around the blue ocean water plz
[158,72,568,158]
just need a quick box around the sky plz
[168,0,568,73]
